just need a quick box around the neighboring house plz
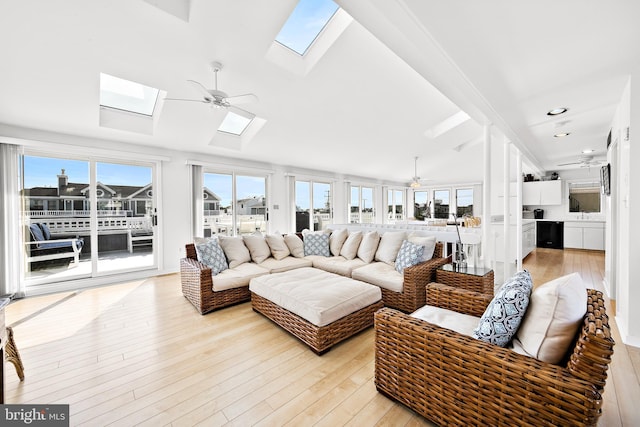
[236,196,266,215]
[21,169,152,217]
[203,187,222,215]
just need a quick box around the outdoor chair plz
[26,223,84,266]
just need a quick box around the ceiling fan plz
[557,155,603,168]
[165,61,258,115]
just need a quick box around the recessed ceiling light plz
[554,132,571,138]
[547,107,568,116]
[582,149,594,154]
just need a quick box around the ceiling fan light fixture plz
[410,180,421,189]
[547,107,568,116]
[582,149,594,154]
[554,132,571,138]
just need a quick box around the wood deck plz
[4,247,639,426]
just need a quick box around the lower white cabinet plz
[563,222,605,250]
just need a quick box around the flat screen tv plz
[600,163,611,196]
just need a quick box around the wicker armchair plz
[180,243,250,314]
[374,283,615,426]
[378,242,451,313]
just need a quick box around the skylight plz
[275,0,339,55]
[218,111,253,136]
[100,73,159,116]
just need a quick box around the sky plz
[23,156,152,188]
[275,0,339,55]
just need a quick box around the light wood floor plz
[4,248,640,426]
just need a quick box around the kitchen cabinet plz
[564,221,605,250]
[523,180,562,205]
[492,220,536,263]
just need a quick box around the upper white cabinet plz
[523,180,562,205]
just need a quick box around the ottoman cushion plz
[250,267,381,327]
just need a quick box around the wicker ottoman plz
[250,267,383,354]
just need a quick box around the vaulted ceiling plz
[1,0,637,184]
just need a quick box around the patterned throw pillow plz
[303,233,330,257]
[473,270,533,347]
[195,238,228,276]
[395,240,424,274]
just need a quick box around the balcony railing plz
[26,210,130,218]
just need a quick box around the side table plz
[436,263,495,296]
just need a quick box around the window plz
[217,111,254,136]
[350,185,374,224]
[413,191,429,220]
[456,188,474,217]
[295,180,332,232]
[568,182,601,213]
[275,0,339,55]
[433,190,450,219]
[203,172,267,236]
[99,73,159,116]
[387,189,404,222]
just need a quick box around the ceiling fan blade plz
[225,93,259,105]
[557,161,581,166]
[164,97,209,103]
[187,79,213,98]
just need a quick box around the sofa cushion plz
[243,234,272,264]
[310,255,367,277]
[194,238,228,275]
[304,233,330,256]
[394,240,424,274]
[212,262,270,291]
[258,256,313,273]
[284,234,305,258]
[352,262,403,293]
[411,305,480,336]
[473,270,533,347]
[249,267,381,327]
[512,272,587,364]
[357,231,381,263]
[265,234,291,260]
[329,228,349,256]
[340,231,363,260]
[375,231,406,264]
[407,233,437,262]
[218,236,251,268]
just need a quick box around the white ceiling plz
[1,0,637,184]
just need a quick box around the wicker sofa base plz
[251,293,383,355]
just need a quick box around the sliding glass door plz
[295,180,332,232]
[21,154,158,286]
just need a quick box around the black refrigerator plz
[536,221,564,249]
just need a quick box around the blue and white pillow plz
[395,240,424,274]
[473,270,533,347]
[303,233,330,257]
[195,238,228,276]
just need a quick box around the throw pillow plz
[329,228,349,256]
[375,231,406,265]
[395,240,424,274]
[195,238,228,275]
[357,231,381,263]
[340,231,363,260]
[284,234,305,258]
[304,233,330,256]
[242,235,272,264]
[473,270,533,347]
[218,236,251,268]
[265,234,290,260]
[512,272,587,364]
[407,234,437,262]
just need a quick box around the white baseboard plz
[615,315,640,348]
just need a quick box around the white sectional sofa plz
[180,227,450,314]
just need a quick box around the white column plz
[503,137,511,282]
[482,124,491,268]
[516,150,523,271]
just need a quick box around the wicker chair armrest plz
[374,307,604,426]
[425,282,492,317]
[180,257,214,315]
[403,255,450,293]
